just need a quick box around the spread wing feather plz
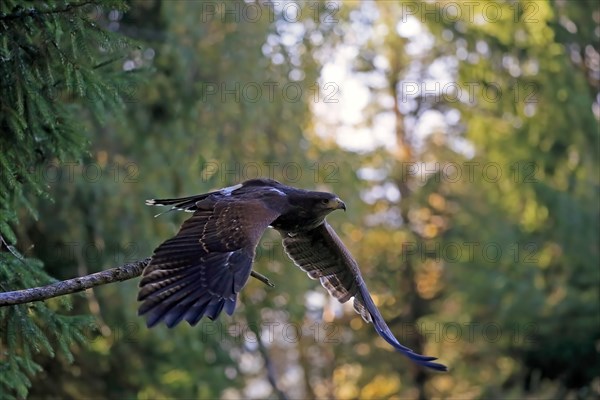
[282,222,447,372]
[139,197,282,328]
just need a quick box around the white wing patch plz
[268,188,285,195]
[146,198,197,216]
[220,184,243,196]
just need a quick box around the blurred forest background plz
[0,0,598,399]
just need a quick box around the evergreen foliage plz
[0,1,136,397]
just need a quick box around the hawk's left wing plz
[282,222,447,371]
[139,194,282,328]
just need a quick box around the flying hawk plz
[138,178,447,371]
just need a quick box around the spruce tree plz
[0,1,136,397]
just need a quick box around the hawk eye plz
[321,199,329,204]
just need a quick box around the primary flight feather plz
[139,178,447,371]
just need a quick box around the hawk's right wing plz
[282,222,447,371]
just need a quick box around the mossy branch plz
[0,257,151,306]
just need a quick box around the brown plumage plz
[139,178,447,371]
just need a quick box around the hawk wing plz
[282,222,447,371]
[139,194,282,328]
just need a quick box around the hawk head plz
[242,179,346,216]
[280,190,346,232]
[311,192,346,213]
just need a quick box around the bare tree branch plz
[0,256,277,307]
[0,257,151,307]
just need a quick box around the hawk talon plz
[250,271,274,287]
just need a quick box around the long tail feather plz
[359,285,448,371]
[145,192,216,215]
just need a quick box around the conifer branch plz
[0,1,96,21]
[0,257,151,306]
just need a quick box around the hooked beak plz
[334,197,346,212]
